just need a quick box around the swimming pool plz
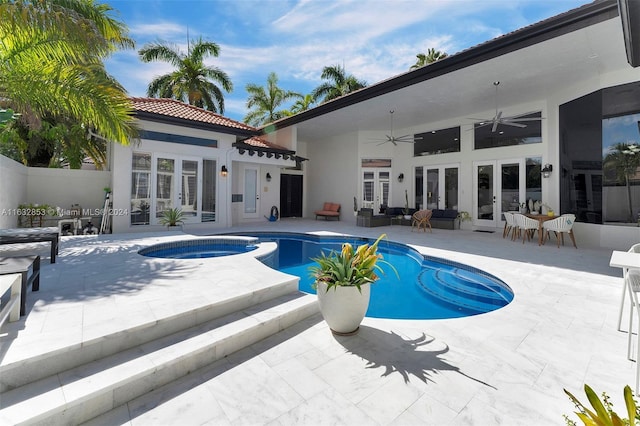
[235,232,514,320]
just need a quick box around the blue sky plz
[104,0,589,123]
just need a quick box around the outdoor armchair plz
[411,209,432,233]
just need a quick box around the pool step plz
[0,292,319,425]
[418,267,512,314]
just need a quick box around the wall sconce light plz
[541,164,553,178]
[220,165,228,177]
[266,172,272,182]
[398,173,404,182]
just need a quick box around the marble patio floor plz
[0,218,634,425]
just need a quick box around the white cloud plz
[129,21,186,39]
[104,0,589,122]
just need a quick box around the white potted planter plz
[310,234,397,335]
[316,281,370,335]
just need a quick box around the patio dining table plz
[524,213,557,245]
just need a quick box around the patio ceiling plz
[283,4,631,143]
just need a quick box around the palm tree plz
[290,94,316,114]
[312,65,367,104]
[410,48,448,70]
[603,142,640,222]
[139,37,232,113]
[0,0,137,146]
[244,72,300,126]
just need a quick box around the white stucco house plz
[109,97,303,233]
[257,0,640,249]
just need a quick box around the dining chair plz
[502,212,515,239]
[542,214,577,248]
[513,213,538,244]
[618,243,640,332]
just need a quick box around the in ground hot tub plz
[139,237,260,259]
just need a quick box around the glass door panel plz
[181,160,198,218]
[426,168,439,209]
[155,157,175,220]
[444,167,458,209]
[202,159,217,222]
[474,162,496,227]
[378,171,390,213]
[415,167,423,209]
[244,167,259,218]
[500,162,520,218]
[362,171,374,209]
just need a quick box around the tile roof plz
[238,136,292,152]
[130,97,256,132]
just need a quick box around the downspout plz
[224,147,235,228]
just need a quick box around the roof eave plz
[618,0,640,67]
[263,0,619,132]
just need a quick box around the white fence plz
[0,155,110,228]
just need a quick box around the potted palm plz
[309,234,397,335]
[159,207,185,229]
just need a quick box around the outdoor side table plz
[0,256,40,316]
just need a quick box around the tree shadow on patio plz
[336,326,495,389]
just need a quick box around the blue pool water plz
[236,232,514,320]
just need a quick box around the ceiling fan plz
[369,110,422,145]
[470,81,544,132]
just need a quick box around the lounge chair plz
[314,203,341,220]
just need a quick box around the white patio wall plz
[305,131,359,224]
[0,154,110,229]
[0,155,28,228]
[26,167,110,214]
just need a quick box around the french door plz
[242,165,260,219]
[362,169,390,214]
[154,156,201,224]
[423,165,459,210]
[473,158,540,228]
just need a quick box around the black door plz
[280,174,303,217]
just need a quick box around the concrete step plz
[0,292,319,425]
[0,277,298,393]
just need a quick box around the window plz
[474,112,542,149]
[414,126,460,156]
[559,81,640,225]
[131,153,151,225]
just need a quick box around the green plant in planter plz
[159,207,185,227]
[309,234,397,292]
[309,234,399,334]
[458,211,472,222]
[563,384,639,426]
